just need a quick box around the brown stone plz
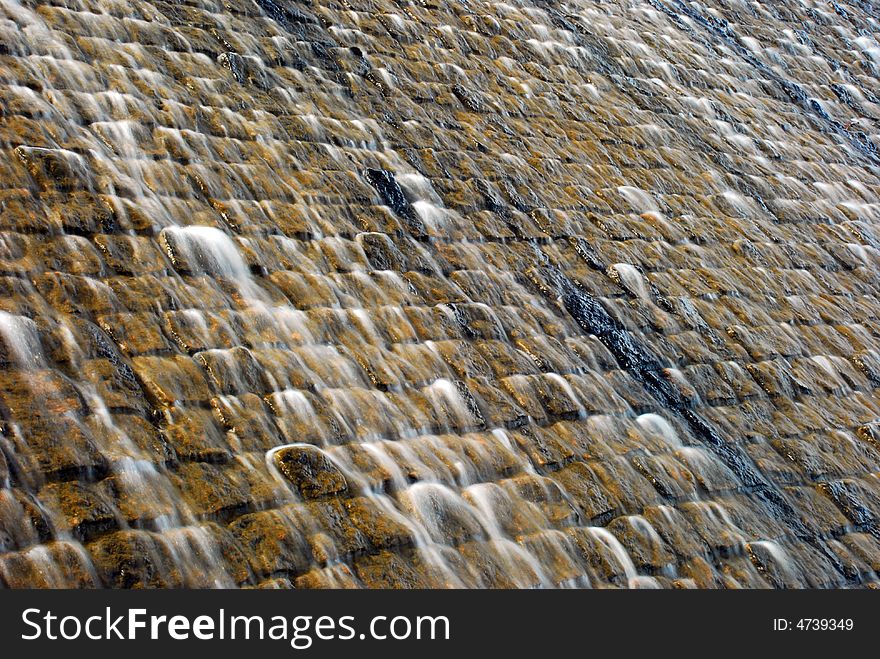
[39,481,122,542]
[273,444,348,500]
[0,541,100,588]
[132,354,213,407]
[87,530,184,588]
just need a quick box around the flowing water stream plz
[1,0,880,588]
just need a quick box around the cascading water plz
[1,0,880,589]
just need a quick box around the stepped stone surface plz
[1,0,880,588]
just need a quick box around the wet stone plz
[304,499,370,559]
[85,413,175,466]
[0,488,51,552]
[273,445,348,500]
[97,313,172,356]
[344,496,416,551]
[161,407,232,464]
[39,480,122,543]
[132,355,213,407]
[457,540,545,589]
[170,462,254,522]
[0,541,100,588]
[563,528,635,588]
[353,549,435,589]
[82,359,148,412]
[195,346,272,396]
[294,564,362,589]
[605,516,676,572]
[228,507,314,578]
[551,461,618,522]
[0,369,83,418]
[211,393,282,453]
[718,555,774,589]
[37,235,104,276]
[15,146,95,192]
[642,506,711,562]
[93,235,168,276]
[10,416,108,483]
[520,531,591,586]
[32,273,119,314]
[87,530,184,588]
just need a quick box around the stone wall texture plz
[2,0,880,588]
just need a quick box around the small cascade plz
[160,227,253,285]
[0,311,44,368]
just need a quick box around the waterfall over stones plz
[1,0,880,589]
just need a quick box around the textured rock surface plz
[1,0,880,588]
